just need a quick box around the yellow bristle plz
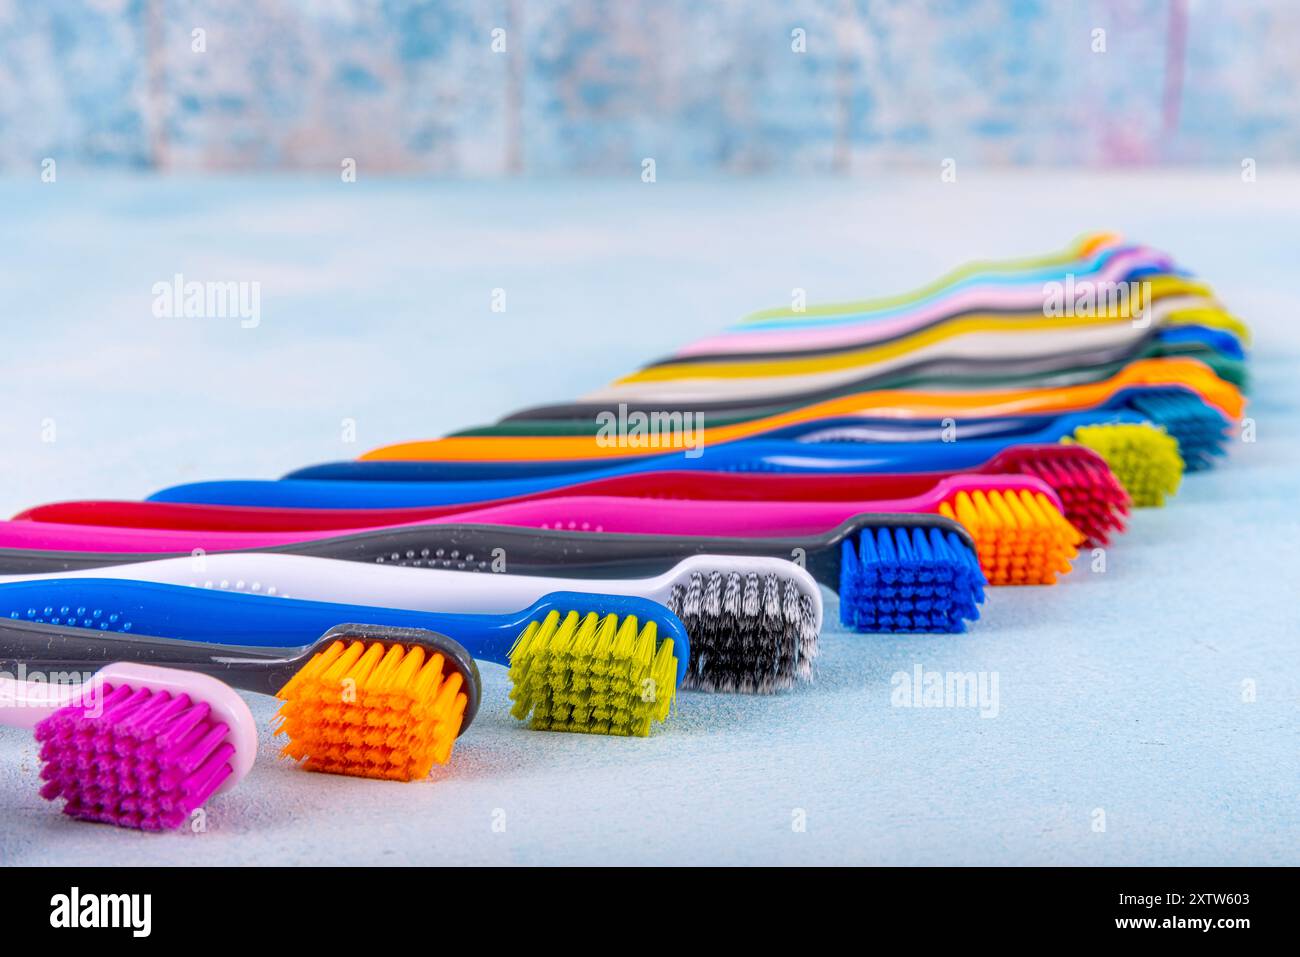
[939,488,1082,586]
[1066,422,1184,507]
[507,610,677,737]
[274,639,468,781]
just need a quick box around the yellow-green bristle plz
[274,639,468,781]
[939,488,1082,586]
[1066,422,1184,507]
[507,610,677,737]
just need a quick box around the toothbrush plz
[553,328,1232,408]
[460,321,1248,429]
[0,474,1081,585]
[0,657,256,830]
[135,411,1160,514]
[721,232,1126,331]
[4,553,821,694]
[267,410,1176,483]
[460,323,1248,428]
[480,383,1231,456]
[788,389,1216,472]
[26,442,1129,547]
[0,580,689,736]
[709,236,1158,341]
[706,246,1247,344]
[0,514,988,635]
[151,412,1152,505]
[591,301,1209,405]
[668,289,1243,363]
[275,416,1182,508]
[575,354,1243,415]
[357,358,1241,462]
[0,618,478,781]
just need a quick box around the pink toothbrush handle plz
[0,500,883,549]
[451,474,1058,535]
[0,475,1059,552]
[455,495,875,537]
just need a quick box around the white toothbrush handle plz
[1,552,820,626]
[2,552,646,613]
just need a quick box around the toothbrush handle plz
[0,495,861,554]
[0,618,293,696]
[445,475,1056,535]
[0,578,515,664]
[276,438,974,485]
[153,434,970,507]
[22,457,1031,531]
[279,409,1126,486]
[14,552,613,617]
[498,335,1144,422]
[49,410,1135,522]
[142,428,962,510]
[292,521,854,585]
[0,517,874,588]
[451,495,899,537]
[0,471,1053,556]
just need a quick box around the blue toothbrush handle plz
[0,579,518,664]
[144,410,1150,507]
[0,581,692,687]
[1155,324,1245,360]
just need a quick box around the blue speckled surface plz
[0,173,1296,865]
[3,1,1300,172]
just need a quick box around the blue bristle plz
[1126,389,1231,471]
[838,526,987,634]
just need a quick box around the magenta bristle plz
[99,683,143,722]
[32,681,237,831]
[139,693,195,739]
[178,723,230,770]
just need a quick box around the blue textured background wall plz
[1,0,1297,174]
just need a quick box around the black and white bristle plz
[667,570,818,694]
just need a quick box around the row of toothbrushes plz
[0,233,1248,831]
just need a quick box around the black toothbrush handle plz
[500,333,1159,421]
[0,619,483,729]
[278,514,973,591]
[0,618,297,695]
[0,550,136,574]
[285,521,845,581]
[0,514,976,589]
[0,525,845,578]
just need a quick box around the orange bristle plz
[274,639,468,781]
[939,488,1083,586]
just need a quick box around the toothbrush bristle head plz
[840,524,986,632]
[1124,388,1232,472]
[938,487,1083,586]
[35,682,237,831]
[274,639,469,781]
[667,569,818,694]
[992,444,1131,547]
[1068,422,1184,507]
[508,609,677,736]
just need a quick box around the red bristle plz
[991,445,1130,548]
